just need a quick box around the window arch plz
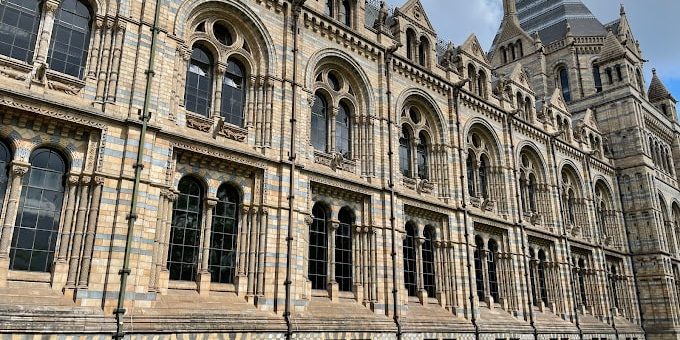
[615,65,623,81]
[399,126,412,177]
[466,128,500,202]
[167,177,204,281]
[561,167,584,232]
[309,203,328,290]
[500,46,507,64]
[336,207,353,292]
[48,0,93,78]
[403,223,418,297]
[516,40,523,58]
[467,64,477,92]
[209,183,240,284]
[0,0,42,63]
[557,67,571,102]
[606,68,613,85]
[336,102,352,158]
[10,148,67,272]
[416,132,429,180]
[422,227,436,297]
[487,239,499,302]
[311,92,328,152]
[0,141,10,214]
[221,58,246,127]
[185,45,214,117]
[593,64,603,93]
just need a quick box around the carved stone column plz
[87,18,105,78]
[77,176,105,287]
[106,21,126,102]
[34,0,59,63]
[416,234,427,304]
[198,197,217,295]
[66,176,91,288]
[256,207,269,299]
[328,220,339,301]
[213,65,226,119]
[96,19,115,102]
[235,205,250,297]
[51,174,80,290]
[0,163,30,288]
[158,191,177,295]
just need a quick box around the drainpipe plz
[113,0,162,338]
[284,1,306,339]
[549,135,583,340]
[506,110,538,340]
[384,42,403,340]
[451,81,480,340]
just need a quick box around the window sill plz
[311,289,329,298]
[168,280,198,290]
[8,270,51,283]
[45,69,86,95]
[210,282,236,293]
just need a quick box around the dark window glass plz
[339,0,351,26]
[336,103,351,158]
[47,0,92,78]
[403,223,417,297]
[336,208,353,292]
[529,249,537,306]
[606,68,613,85]
[538,250,548,304]
[520,173,527,212]
[167,177,203,281]
[327,72,341,91]
[399,127,412,177]
[422,227,436,298]
[406,31,415,60]
[559,68,571,102]
[501,46,507,64]
[417,133,428,180]
[528,174,537,212]
[309,203,328,290]
[311,93,328,152]
[418,38,427,67]
[479,155,489,198]
[0,141,9,214]
[0,0,41,63]
[615,65,623,81]
[10,149,66,272]
[487,239,499,302]
[517,40,523,57]
[209,184,239,284]
[221,59,246,127]
[593,65,602,93]
[185,46,213,117]
[609,265,619,308]
[467,152,476,197]
[325,0,334,17]
[577,259,587,306]
[474,237,485,300]
[213,22,233,46]
[567,189,576,224]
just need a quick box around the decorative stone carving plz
[416,179,434,194]
[217,122,248,142]
[186,114,213,132]
[313,151,356,173]
[47,79,83,95]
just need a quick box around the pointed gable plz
[580,108,599,132]
[509,63,532,90]
[395,0,435,33]
[599,30,626,64]
[548,88,570,114]
[459,34,489,65]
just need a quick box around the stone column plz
[34,0,59,63]
[213,65,226,119]
[87,18,104,78]
[77,176,105,287]
[96,19,114,102]
[149,190,167,291]
[158,191,177,295]
[51,174,79,290]
[235,205,250,297]
[66,176,91,288]
[0,163,29,288]
[416,233,427,304]
[328,220,339,301]
[198,198,217,295]
[247,208,257,298]
[106,21,126,102]
[256,207,268,298]
[329,107,339,153]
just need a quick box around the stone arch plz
[464,119,503,165]
[517,143,548,182]
[395,89,447,145]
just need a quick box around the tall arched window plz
[399,126,412,177]
[528,174,537,212]
[48,0,92,78]
[529,248,537,305]
[500,46,507,64]
[479,155,489,198]
[167,177,203,281]
[593,65,603,93]
[516,40,523,57]
[0,0,42,63]
[406,29,416,61]
[311,93,328,152]
[336,207,353,292]
[467,64,477,92]
[0,141,9,212]
[185,46,214,117]
[558,67,571,102]
[417,132,429,180]
[309,203,328,290]
[477,71,487,97]
[221,59,246,127]
[467,152,476,197]
[209,183,239,284]
[418,37,429,67]
[339,0,351,26]
[615,65,623,81]
[606,68,613,84]
[577,258,587,306]
[11,149,66,272]
[567,189,576,224]
[422,227,436,297]
[474,236,485,300]
[336,102,352,158]
[325,0,334,17]
[403,223,418,297]
[487,239,499,302]
[609,265,619,309]
[537,250,548,305]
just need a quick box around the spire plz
[599,29,626,63]
[648,69,676,103]
[503,0,517,17]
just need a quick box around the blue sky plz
[385,0,680,99]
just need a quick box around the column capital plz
[93,176,106,186]
[115,20,127,32]
[166,191,179,202]
[260,207,270,215]
[80,176,92,185]
[45,0,60,13]
[205,197,218,207]
[304,214,314,226]
[330,220,340,230]
[68,174,81,185]
[11,163,30,177]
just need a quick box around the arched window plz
[609,265,619,309]
[474,236,485,300]
[528,174,537,212]
[479,154,489,198]
[661,104,669,116]
[325,0,334,17]
[10,148,66,272]
[336,207,353,292]
[487,239,499,302]
[0,141,9,213]
[593,65,603,93]
[311,93,328,152]
[422,227,436,297]
[406,29,416,61]
[0,0,42,63]
[185,46,214,117]
[221,59,246,127]
[500,46,507,64]
[467,64,477,92]
[399,126,412,177]
[558,67,571,102]
[466,152,476,197]
[615,65,623,81]
[48,0,92,78]
[336,102,352,158]
[510,44,516,60]
[606,68,613,84]
[209,184,239,284]
[517,40,523,57]
[403,223,418,297]
[537,250,548,304]
[309,203,328,290]
[567,189,576,224]
[577,258,587,306]
[418,37,429,67]
[167,177,203,281]
[636,69,644,93]
[339,0,351,26]
[417,132,428,180]
[477,71,487,97]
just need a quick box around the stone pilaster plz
[0,163,30,288]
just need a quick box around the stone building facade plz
[0,0,677,339]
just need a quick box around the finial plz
[620,4,626,16]
[652,68,657,76]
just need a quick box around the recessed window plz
[213,22,233,46]
[328,71,341,91]
[399,126,412,177]
[185,45,214,117]
[309,203,328,290]
[336,102,351,158]
[0,0,42,63]
[311,93,328,152]
[409,108,421,124]
[167,177,203,281]
[221,59,246,127]
[48,0,93,78]
[422,227,436,297]
[209,184,240,284]
[336,208,353,292]
[196,21,206,32]
[403,223,418,296]
[0,141,9,214]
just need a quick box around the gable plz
[460,34,489,64]
[396,0,435,33]
[548,88,570,114]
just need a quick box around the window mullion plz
[214,65,226,119]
